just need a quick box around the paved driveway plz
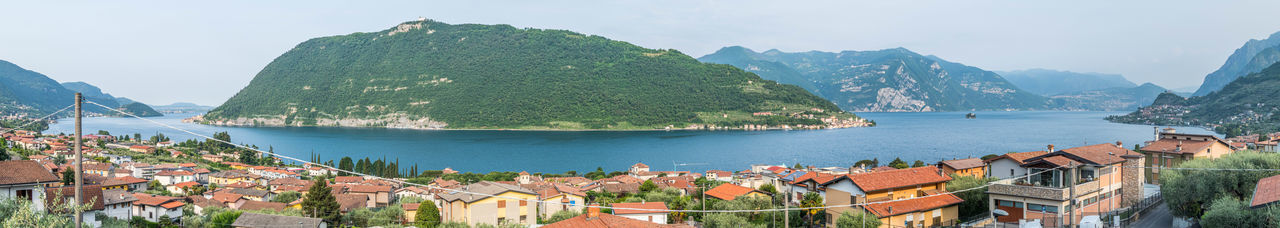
[1129,203,1173,228]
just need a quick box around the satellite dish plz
[993,209,1009,217]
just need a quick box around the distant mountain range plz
[1109,62,1280,136]
[154,102,214,113]
[1193,31,1280,96]
[997,69,1137,96]
[698,46,1047,112]
[204,20,859,130]
[60,81,162,117]
[0,59,160,118]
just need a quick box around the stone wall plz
[1121,156,1146,207]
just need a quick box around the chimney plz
[1047,144,1055,152]
[587,204,601,219]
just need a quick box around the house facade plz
[0,160,60,212]
[986,143,1144,227]
[822,166,960,228]
[1139,130,1235,184]
[438,181,538,226]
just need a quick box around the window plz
[648,215,653,222]
[998,200,1024,208]
[519,215,526,222]
[1010,169,1014,176]
[519,200,527,206]
[497,200,506,208]
[1028,204,1045,212]
[1044,205,1059,213]
[16,189,32,201]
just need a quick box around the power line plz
[3,104,73,132]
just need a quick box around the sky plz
[3,1,1279,106]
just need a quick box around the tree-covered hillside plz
[1109,62,1280,136]
[0,60,118,117]
[206,20,858,130]
[699,47,1048,112]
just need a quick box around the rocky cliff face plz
[1193,31,1280,96]
[700,47,1047,112]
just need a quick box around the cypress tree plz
[302,180,341,225]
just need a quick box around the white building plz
[611,202,669,224]
[984,151,1049,179]
[132,193,185,223]
[102,189,138,220]
[0,160,59,212]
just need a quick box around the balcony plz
[988,179,1100,201]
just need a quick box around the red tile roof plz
[862,193,964,217]
[0,160,60,185]
[846,166,951,192]
[335,176,364,183]
[1251,174,1280,208]
[611,202,668,215]
[542,213,693,228]
[46,185,105,211]
[347,184,392,193]
[705,183,768,200]
[102,176,148,186]
[172,181,201,188]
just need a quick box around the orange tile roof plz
[1251,174,1280,208]
[846,166,951,192]
[705,183,767,201]
[347,184,392,193]
[542,213,693,228]
[611,202,668,215]
[172,181,201,188]
[862,193,963,217]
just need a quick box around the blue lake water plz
[44,111,1215,174]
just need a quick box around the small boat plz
[965,113,977,119]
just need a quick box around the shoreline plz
[190,122,869,132]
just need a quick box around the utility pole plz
[784,179,790,228]
[73,93,83,228]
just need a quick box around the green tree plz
[1199,195,1279,228]
[271,191,302,203]
[415,201,442,227]
[757,183,778,195]
[61,169,74,185]
[208,210,243,228]
[1162,152,1280,218]
[888,158,908,169]
[793,163,803,169]
[801,192,825,226]
[911,160,926,168]
[703,213,763,228]
[639,180,658,193]
[338,157,354,176]
[854,159,877,168]
[835,211,882,228]
[544,210,580,224]
[948,174,997,219]
[302,180,341,225]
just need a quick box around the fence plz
[958,192,1164,228]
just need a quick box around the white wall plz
[619,213,668,224]
[104,203,132,220]
[989,159,1026,179]
[0,185,46,212]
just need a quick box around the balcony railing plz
[989,179,1100,201]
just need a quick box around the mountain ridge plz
[1192,31,1280,96]
[204,20,865,130]
[698,46,1048,112]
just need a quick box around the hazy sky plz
[3,1,1279,106]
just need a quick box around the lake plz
[44,111,1215,174]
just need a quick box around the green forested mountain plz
[61,81,162,117]
[1109,62,1280,136]
[698,47,1048,112]
[205,20,855,130]
[1193,31,1280,96]
[0,60,119,117]
[997,69,1137,96]
[118,102,162,117]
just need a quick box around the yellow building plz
[1140,130,1236,184]
[823,166,962,228]
[438,181,538,226]
[938,158,986,178]
[209,170,256,186]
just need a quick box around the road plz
[1129,203,1173,228]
